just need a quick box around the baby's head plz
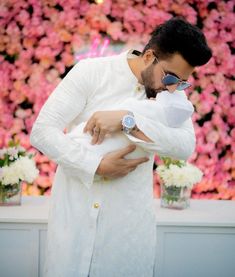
[146,89,194,127]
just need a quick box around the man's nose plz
[166,84,178,93]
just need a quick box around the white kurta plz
[30,49,196,277]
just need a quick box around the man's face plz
[140,51,195,98]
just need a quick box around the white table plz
[0,196,235,277]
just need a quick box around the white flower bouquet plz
[0,140,39,205]
[156,157,203,209]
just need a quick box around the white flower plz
[7,146,18,156]
[1,164,22,185]
[13,156,39,183]
[16,146,26,152]
[1,156,39,186]
[156,162,203,188]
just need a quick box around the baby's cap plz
[156,90,194,127]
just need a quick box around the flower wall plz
[0,0,234,199]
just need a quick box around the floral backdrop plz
[0,0,234,199]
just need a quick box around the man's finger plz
[129,166,137,172]
[91,129,100,144]
[85,120,96,135]
[116,144,136,158]
[97,130,106,145]
[126,156,149,167]
[83,118,95,135]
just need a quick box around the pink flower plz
[107,22,123,40]
[0,0,233,199]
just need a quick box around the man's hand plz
[83,110,128,145]
[96,144,149,178]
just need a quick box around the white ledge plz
[0,196,235,227]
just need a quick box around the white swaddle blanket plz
[66,90,194,159]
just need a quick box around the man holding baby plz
[30,17,212,277]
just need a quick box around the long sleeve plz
[125,111,196,161]
[30,59,103,190]
[119,96,196,160]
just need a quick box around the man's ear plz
[143,49,155,65]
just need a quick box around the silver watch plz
[121,111,136,134]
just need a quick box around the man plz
[30,17,212,277]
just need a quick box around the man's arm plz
[30,59,103,190]
[126,111,196,160]
[130,128,154,142]
[30,60,149,186]
[85,110,195,161]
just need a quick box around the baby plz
[66,91,194,161]
[66,90,194,161]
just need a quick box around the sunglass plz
[153,53,191,91]
[161,74,191,90]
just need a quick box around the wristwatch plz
[121,111,136,134]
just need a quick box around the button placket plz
[87,198,103,272]
[81,198,102,276]
[89,202,99,228]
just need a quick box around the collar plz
[119,49,145,94]
[126,49,142,58]
[126,49,145,91]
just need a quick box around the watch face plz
[123,116,135,128]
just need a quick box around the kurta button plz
[135,84,143,92]
[93,202,99,208]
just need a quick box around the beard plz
[144,86,160,99]
[141,64,164,98]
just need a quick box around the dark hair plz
[142,16,212,67]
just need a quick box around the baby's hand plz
[149,97,156,100]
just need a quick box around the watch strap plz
[121,111,136,134]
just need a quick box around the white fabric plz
[67,90,194,173]
[155,90,194,127]
[30,49,196,277]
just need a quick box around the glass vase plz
[160,182,191,210]
[0,182,22,206]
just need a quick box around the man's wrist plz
[121,111,137,134]
[119,110,130,130]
